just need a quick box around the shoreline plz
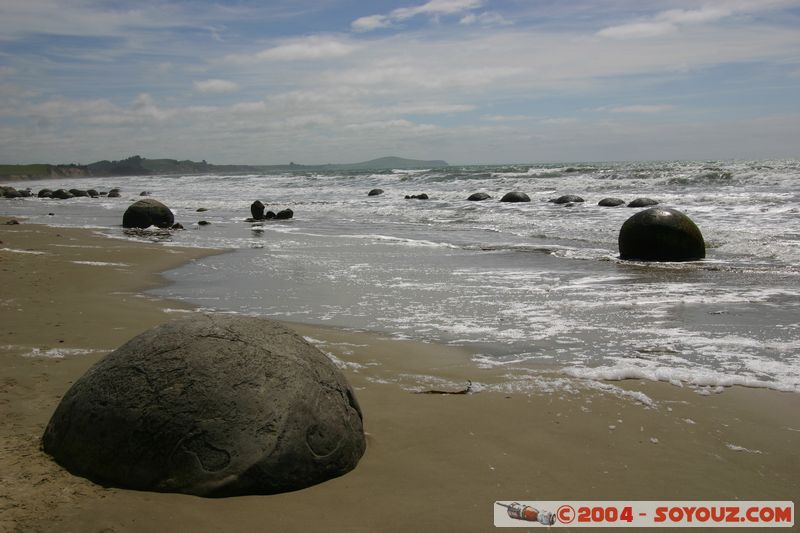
[1,218,798,532]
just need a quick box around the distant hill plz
[331,157,449,170]
[0,155,449,179]
[0,163,89,180]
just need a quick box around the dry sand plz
[1,218,798,532]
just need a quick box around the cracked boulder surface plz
[41,314,366,497]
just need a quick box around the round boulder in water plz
[598,197,625,207]
[275,208,294,220]
[627,197,659,208]
[551,195,584,204]
[618,207,705,262]
[250,200,265,220]
[122,198,175,229]
[467,192,491,201]
[367,189,384,197]
[52,189,74,200]
[500,191,530,203]
[41,315,366,497]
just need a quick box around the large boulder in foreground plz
[122,199,174,229]
[619,207,705,262]
[42,315,366,497]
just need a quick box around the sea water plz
[3,160,799,393]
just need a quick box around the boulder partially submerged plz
[42,314,366,497]
[598,197,625,207]
[551,195,584,205]
[122,199,174,229]
[500,191,530,203]
[618,207,705,262]
[627,197,659,208]
[467,192,491,201]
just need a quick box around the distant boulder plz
[250,200,265,220]
[198,220,211,226]
[87,189,100,198]
[265,211,276,220]
[52,189,74,200]
[122,199,175,229]
[404,193,429,200]
[38,189,54,198]
[275,208,293,220]
[598,198,625,207]
[171,223,184,230]
[618,207,705,262]
[3,188,21,198]
[467,193,491,201]
[500,192,530,203]
[139,191,151,197]
[627,197,659,208]
[367,189,384,197]
[551,195,584,204]
[69,189,90,198]
[107,190,121,198]
[41,314,366,496]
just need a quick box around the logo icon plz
[496,502,556,525]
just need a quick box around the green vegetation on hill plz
[0,155,450,179]
[0,164,54,178]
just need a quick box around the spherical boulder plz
[367,189,384,197]
[250,200,265,220]
[122,199,175,229]
[41,315,366,497]
[618,207,705,262]
[551,195,584,204]
[467,192,491,201]
[628,197,659,208]
[404,193,429,200]
[52,189,74,200]
[500,191,530,203]
[598,197,625,207]
[38,189,54,198]
[107,190,121,198]
[275,208,294,220]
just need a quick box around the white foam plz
[71,261,130,267]
[562,364,800,393]
[725,443,763,454]
[22,347,101,359]
[1,248,46,255]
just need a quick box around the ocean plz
[3,159,799,394]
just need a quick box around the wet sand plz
[1,218,798,532]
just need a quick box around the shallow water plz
[3,160,799,393]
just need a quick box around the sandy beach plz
[1,217,798,532]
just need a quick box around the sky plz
[0,0,799,165]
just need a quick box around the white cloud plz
[232,36,359,62]
[598,1,795,39]
[391,0,484,21]
[601,105,675,114]
[353,0,484,32]
[352,15,391,32]
[193,79,239,93]
[459,12,511,26]
[482,114,532,122]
